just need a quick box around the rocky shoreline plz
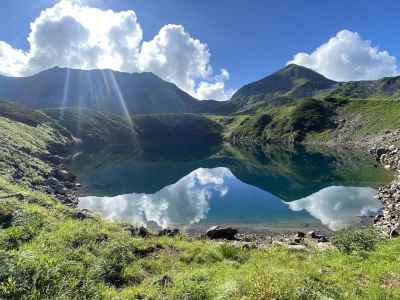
[372,145,400,237]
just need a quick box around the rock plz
[53,169,76,182]
[45,177,60,187]
[158,228,180,237]
[308,231,328,242]
[376,148,389,158]
[46,155,64,165]
[72,209,92,220]
[296,231,306,238]
[293,238,303,244]
[125,225,149,238]
[206,226,238,240]
[0,212,13,229]
[317,236,329,243]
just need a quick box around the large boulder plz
[206,226,238,240]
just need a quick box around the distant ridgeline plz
[1,64,400,146]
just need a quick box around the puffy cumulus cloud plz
[195,69,235,100]
[79,167,232,228]
[287,186,382,231]
[0,42,28,76]
[288,30,398,81]
[0,0,231,100]
[139,25,210,94]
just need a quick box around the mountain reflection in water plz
[73,144,392,231]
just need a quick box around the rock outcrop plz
[373,145,400,237]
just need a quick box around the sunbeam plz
[60,68,71,120]
[106,70,135,130]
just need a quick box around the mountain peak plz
[277,64,335,81]
[231,64,337,108]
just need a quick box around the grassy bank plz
[0,176,399,299]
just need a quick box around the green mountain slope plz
[45,108,223,153]
[231,64,337,112]
[327,76,400,100]
[0,100,73,187]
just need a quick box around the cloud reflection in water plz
[287,186,382,230]
[79,167,231,228]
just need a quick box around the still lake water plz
[70,144,392,232]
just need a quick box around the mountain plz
[328,76,400,99]
[45,107,222,152]
[231,64,337,111]
[0,67,219,115]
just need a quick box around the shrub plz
[97,243,137,287]
[332,227,382,254]
[218,243,249,263]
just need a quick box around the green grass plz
[0,176,399,299]
[343,100,400,135]
[230,98,335,143]
[0,115,71,186]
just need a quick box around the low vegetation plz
[0,177,399,299]
[0,101,72,187]
[230,98,336,143]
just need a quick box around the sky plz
[0,0,399,100]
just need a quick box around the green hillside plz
[231,64,337,112]
[0,101,73,187]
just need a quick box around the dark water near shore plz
[70,144,392,232]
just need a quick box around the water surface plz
[71,144,392,232]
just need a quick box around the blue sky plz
[0,0,399,100]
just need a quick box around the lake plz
[69,143,392,233]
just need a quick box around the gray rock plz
[45,177,60,187]
[125,225,149,238]
[46,155,64,165]
[72,209,92,220]
[53,169,76,182]
[206,226,238,240]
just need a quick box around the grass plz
[343,100,400,135]
[0,114,71,186]
[230,98,335,143]
[0,176,399,299]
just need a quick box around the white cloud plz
[288,30,398,81]
[195,69,235,100]
[0,0,230,100]
[0,42,28,76]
